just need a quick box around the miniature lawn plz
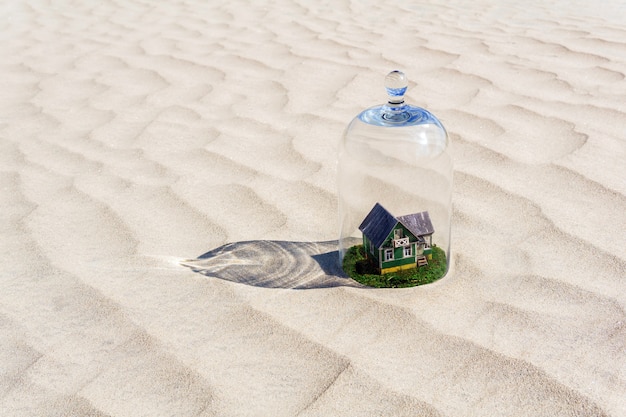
[343,245,447,288]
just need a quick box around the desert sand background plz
[1,0,625,416]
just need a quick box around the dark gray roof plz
[397,211,434,237]
[358,203,398,249]
[359,203,435,249]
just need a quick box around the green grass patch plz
[342,245,447,288]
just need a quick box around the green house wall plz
[365,223,426,270]
[381,245,416,269]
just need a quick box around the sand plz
[1,0,625,416]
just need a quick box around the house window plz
[394,229,403,239]
[384,249,393,261]
[404,245,412,258]
[370,240,375,255]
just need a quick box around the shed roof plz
[358,203,398,249]
[397,211,434,238]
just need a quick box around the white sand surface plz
[1,0,625,416]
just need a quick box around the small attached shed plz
[358,203,434,274]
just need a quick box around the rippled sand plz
[1,1,625,416]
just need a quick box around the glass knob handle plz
[385,70,408,104]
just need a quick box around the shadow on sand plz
[181,239,364,289]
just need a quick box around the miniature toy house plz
[359,203,434,274]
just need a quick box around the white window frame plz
[384,249,394,261]
[404,245,413,258]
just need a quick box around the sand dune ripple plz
[1,0,625,416]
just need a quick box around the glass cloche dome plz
[338,70,453,285]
